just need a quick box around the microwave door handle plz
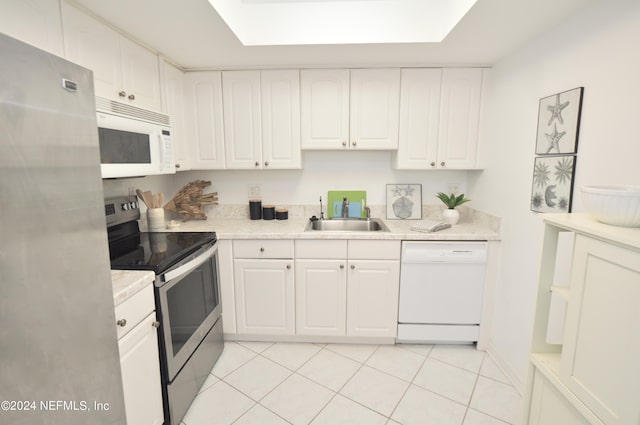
[158,133,166,170]
[163,244,217,282]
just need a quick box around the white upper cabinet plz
[184,71,225,169]
[61,2,162,111]
[393,68,442,169]
[161,60,189,171]
[0,0,64,56]
[261,70,301,169]
[437,68,483,169]
[394,67,484,170]
[349,68,401,149]
[222,70,301,169]
[300,69,350,149]
[301,68,400,150]
[222,70,263,169]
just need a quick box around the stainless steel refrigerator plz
[0,34,126,424]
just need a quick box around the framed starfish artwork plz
[535,87,584,155]
[386,184,422,219]
[530,155,576,213]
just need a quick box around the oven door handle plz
[162,243,217,283]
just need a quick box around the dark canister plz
[249,199,262,220]
[276,208,288,220]
[262,205,276,220]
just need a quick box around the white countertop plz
[158,216,501,241]
[111,270,155,307]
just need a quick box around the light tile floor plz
[181,342,522,425]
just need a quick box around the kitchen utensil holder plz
[147,208,165,231]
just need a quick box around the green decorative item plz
[436,192,471,209]
[436,192,470,225]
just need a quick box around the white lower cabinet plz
[295,259,347,336]
[115,284,163,425]
[233,240,295,336]
[346,259,400,338]
[294,240,400,339]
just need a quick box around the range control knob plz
[130,201,138,210]
[121,203,130,211]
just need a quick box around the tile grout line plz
[385,343,433,422]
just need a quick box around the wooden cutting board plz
[327,190,367,218]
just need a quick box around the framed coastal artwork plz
[530,155,576,213]
[386,184,422,219]
[535,87,584,155]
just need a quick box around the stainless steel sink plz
[305,218,390,232]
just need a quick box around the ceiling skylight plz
[207,0,478,46]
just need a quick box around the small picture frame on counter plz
[386,184,422,219]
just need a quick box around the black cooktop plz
[109,231,217,274]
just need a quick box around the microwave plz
[96,97,175,179]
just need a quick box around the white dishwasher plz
[397,241,487,343]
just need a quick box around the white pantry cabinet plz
[184,71,225,169]
[0,0,64,56]
[222,70,301,169]
[522,214,640,425]
[115,285,164,425]
[161,60,189,171]
[62,2,162,111]
[294,240,400,339]
[233,240,295,335]
[301,68,401,150]
[393,68,484,170]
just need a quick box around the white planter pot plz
[442,208,460,225]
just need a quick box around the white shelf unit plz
[522,214,640,425]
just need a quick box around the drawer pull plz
[260,247,265,252]
[116,319,127,327]
[340,264,344,269]
[152,321,160,328]
[350,264,355,270]
[286,264,291,270]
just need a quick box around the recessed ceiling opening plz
[207,0,478,45]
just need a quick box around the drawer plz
[114,284,155,340]
[348,240,401,260]
[233,240,294,259]
[295,240,347,259]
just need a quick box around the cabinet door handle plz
[260,247,265,252]
[116,319,127,327]
[350,264,355,270]
[128,94,135,100]
[118,91,126,97]
[339,264,345,269]
[440,161,446,167]
[430,162,436,167]
[175,163,181,169]
[152,321,160,328]
[255,161,260,167]
[286,264,291,270]
[264,161,269,167]
[342,141,347,147]
[352,141,357,147]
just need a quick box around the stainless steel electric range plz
[105,196,223,425]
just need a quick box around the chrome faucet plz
[364,206,371,220]
[319,196,325,220]
[341,197,349,218]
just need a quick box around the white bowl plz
[581,185,640,227]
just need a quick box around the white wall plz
[104,151,471,210]
[469,0,640,390]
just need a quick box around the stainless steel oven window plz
[157,244,221,380]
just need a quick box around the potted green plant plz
[436,192,470,225]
